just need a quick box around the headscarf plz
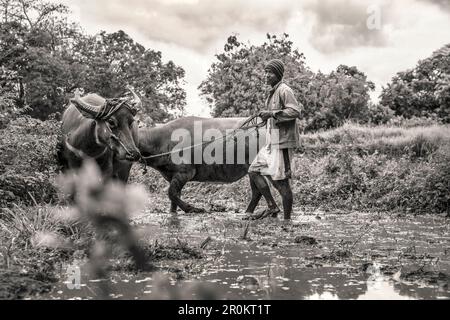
[95,98,138,120]
[265,59,285,81]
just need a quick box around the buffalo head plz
[70,86,142,161]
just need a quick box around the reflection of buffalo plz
[138,116,269,213]
[57,87,141,182]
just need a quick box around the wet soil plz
[38,208,450,300]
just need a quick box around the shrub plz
[367,104,395,125]
[387,115,443,128]
[293,124,450,213]
[0,117,61,207]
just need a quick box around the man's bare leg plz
[245,172,280,220]
[269,178,293,220]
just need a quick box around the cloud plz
[301,0,392,54]
[71,0,297,52]
[66,0,446,56]
[419,0,450,12]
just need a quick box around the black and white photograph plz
[0,0,449,307]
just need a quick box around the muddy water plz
[42,211,450,300]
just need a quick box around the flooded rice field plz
[40,210,450,300]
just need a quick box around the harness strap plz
[104,123,134,156]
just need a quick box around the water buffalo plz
[137,116,269,214]
[57,87,142,182]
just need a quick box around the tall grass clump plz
[300,123,450,159]
[294,123,450,213]
[0,203,90,299]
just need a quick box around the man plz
[246,59,302,221]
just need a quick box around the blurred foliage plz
[380,44,450,123]
[0,0,186,122]
[58,160,150,297]
[0,159,211,299]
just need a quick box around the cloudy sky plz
[57,0,450,116]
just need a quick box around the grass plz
[295,124,450,213]
[300,123,450,159]
[0,204,88,299]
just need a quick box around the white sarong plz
[248,122,293,181]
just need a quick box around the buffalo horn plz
[70,90,100,116]
[126,85,142,110]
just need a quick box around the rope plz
[104,123,135,157]
[140,115,265,161]
[64,120,136,161]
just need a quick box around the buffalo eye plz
[107,118,117,128]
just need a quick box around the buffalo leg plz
[114,161,133,183]
[168,171,205,214]
[170,201,178,213]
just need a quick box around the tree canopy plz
[200,34,376,131]
[0,0,186,122]
[380,44,450,123]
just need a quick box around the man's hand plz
[259,110,274,121]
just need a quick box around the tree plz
[200,34,376,132]
[199,33,309,118]
[300,65,375,131]
[380,43,450,123]
[0,0,186,121]
[0,0,85,119]
[74,30,186,122]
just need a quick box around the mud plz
[0,269,52,300]
[37,209,450,300]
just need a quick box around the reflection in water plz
[166,213,181,229]
[42,212,450,300]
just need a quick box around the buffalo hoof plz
[243,208,280,220]
[185,207,206,214]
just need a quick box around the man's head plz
[264,59,285,86]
